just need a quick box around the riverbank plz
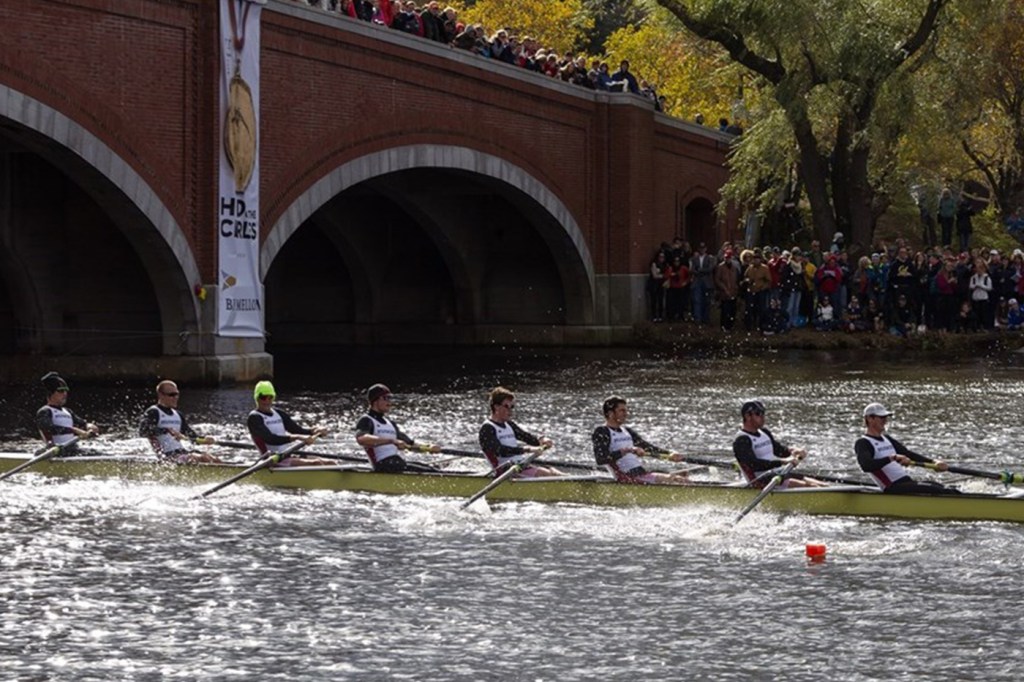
[635,321,1024,354]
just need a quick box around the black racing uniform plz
[35,405,89,456]
[478,419,541,472]
[354,409,438,473]
[855,433,960,495]
[733,427,811,488]
[591,424,669,476]
[246,408,313,458]
[138,404,200,459]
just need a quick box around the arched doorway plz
[684,197,717,249]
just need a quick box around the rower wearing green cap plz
[246,381,333,466]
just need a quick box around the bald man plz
[138,380,221,464]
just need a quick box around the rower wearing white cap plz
[355,383,441,473]
[855,403,958,494]
[35,371,98,455]
[246,380,333,467]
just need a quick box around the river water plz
[2,348,1024,681]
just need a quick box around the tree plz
[460,0,593,55]
[580,0,650,55]
[602,8,739,122]
[946,1,1024,221]
[653,0,951,251]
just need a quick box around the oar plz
[430,446,599,473]
[795,471,873,486]
[302,451,463,469]
[210,439,258,450]
[459,450,545,510]
[910,461,1024,485]
[679,454,740,471]
[432,446,483,458]
[0,437,82,482]
[744,467,782,487]
[731,459,798,526]
[195,438,311,499]
[687,452,868,486]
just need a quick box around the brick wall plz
[1,0,729,284]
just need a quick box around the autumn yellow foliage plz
[602,13,737,122]
[459,0,593,55]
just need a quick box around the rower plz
[35,371,98,456]
[138,380,222,464]
[855,402,960,494]
[478,386,563,477]
[246,380,334,466]
[732,400,827,488]
[592,396,691,485]
[355,383,441,473]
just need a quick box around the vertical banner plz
[218,0,263,337]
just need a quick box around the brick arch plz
[262,144,596,303]
[0,84,202,352]
[678,187,720,248]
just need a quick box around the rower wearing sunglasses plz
[35,371,99,456]
[478,386,563,478]
[355,383,441,473]
[855,402,958,494]
[139,380,221,464]
[246,380,334,467]
[732,400,826,489]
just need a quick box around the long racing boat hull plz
[2,454,1024,523]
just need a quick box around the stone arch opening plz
[264,146,595,346]
[683,196,718,249]
[0,86,202,356]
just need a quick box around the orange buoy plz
[805,543,827,562]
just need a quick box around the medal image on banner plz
[217,0,263,338]
[225,70,256,193]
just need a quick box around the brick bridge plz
[0,0,731,383]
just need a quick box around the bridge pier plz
[0,0,730,385]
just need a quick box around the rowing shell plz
[3,454,1024,524]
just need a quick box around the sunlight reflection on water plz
[1,350,1024,679]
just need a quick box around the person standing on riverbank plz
[938,188,957,247]
[355,383,441,472]
[35,372,98,456]
[855,403,958,494]
[742,252,771,331]
[478,386,562,477]
[733,400,826,488]
[714,250,740,331]
[592,396,690,484]
[647,251,668,322]
[690,242,716,325]
[139,380,221,464]
[247,380,334,466]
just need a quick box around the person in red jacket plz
[815,253,843,312]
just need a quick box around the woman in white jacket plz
[969,258,994,329]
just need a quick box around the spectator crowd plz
[648,234,1024,337]
[292,0,1018,337]
[292,0,667,110]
